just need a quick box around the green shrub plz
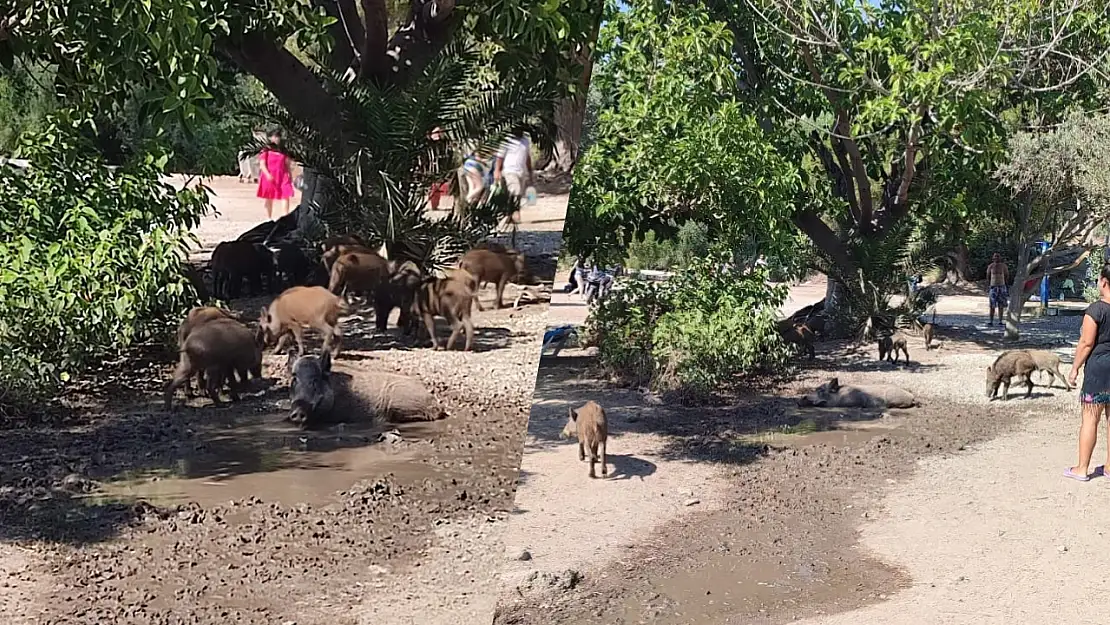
[1085,248,1104,302]
[625,221,712,271]
[0,123,209,409]
[586,253,791,395]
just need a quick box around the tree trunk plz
[546,5,600,174]
[952,241,971,283]
[823,276,850,339]
[1004,241,1031,341]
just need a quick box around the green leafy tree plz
[0,125,208,408]
[705,0,1110,331]
[565,0,800,265]
[995,111,1110,338]
[269,39,558,266]
[2,0,600,160]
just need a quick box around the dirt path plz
[494,292,1087,624]
[0,176,568,624]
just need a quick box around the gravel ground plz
[494,312,1084,625]
[0,177,568,624]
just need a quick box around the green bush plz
[0,124,208,409]
[1085,248,1104,302]
[625,221,712,271]
[586,254,791,395]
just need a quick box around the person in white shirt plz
[493,126,535,245]
[494,126,534,200]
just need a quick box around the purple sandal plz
[1064,467,1091,482]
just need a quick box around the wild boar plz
[877,330,910,363]
[413,276,476,351]
[258,286,349,358]
[373,260,424,334]
[327,251,391,304]
[985,350,1037,400]
[1022,349,1072,390]
[286,350,336,429]
[778,319,816,360]
[797,378,917,409]
[163,317,263,410]
[457,248,531,310]
[210,240,274,300]
[560,401,609,479]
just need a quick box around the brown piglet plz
[561,401,609,479]
[457,248,532,310]
[413,276,476,351]
[259,286,349,358]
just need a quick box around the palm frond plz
[240,34,557,270]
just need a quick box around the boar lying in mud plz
[561,401,609,479]
[258,286,349,358]
[341,369,445,422]
[777,319,816,360]
[164,317,263,410]
[797,378,917,409]
[986,350,1037,400]
[1022,349,1072,390]
[457,247,532,310]
[413,276,476,351]
[286,350,336,429]
[877,331,910,364]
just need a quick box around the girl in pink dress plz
[257,129,295,219]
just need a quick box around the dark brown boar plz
[923,322,935,350]
[258,286,349,358]
[327,251,391,303]
[560,401,608,479]
[210,240,275,299]
[877,330,910,363]
[373,260,424,334]
[175,306,234,397]
[163,317,263,410]
[413,276,476,351]
[986,350,1037,400]
[777,318,816,360]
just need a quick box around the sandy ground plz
[495,285,1098,624]
[0,175,569,624]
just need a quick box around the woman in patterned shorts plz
[1067,263,1110,481]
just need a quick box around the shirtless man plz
[987,253,1009,327]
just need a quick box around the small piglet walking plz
[561,401,608,479]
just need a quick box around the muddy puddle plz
[741,410,910,449]
[94,412,448,508]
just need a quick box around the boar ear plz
[568,407,578,422]
[827,378,839,392]
[320,349,332,374]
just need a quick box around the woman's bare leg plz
[1103,405,1110,473]
[264,198,274,220]
[1073,402,1102,477]
[281,197,291,217]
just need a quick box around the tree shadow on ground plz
[335,312,516,354]
[0,369,396,545]
[525,357,903,470]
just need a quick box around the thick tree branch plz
[811,132,859,221]
[317,0,363,72]
[217,31,348,145]
[359,0,390,79]
[793,208,856,272]
[374,0,458,86]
